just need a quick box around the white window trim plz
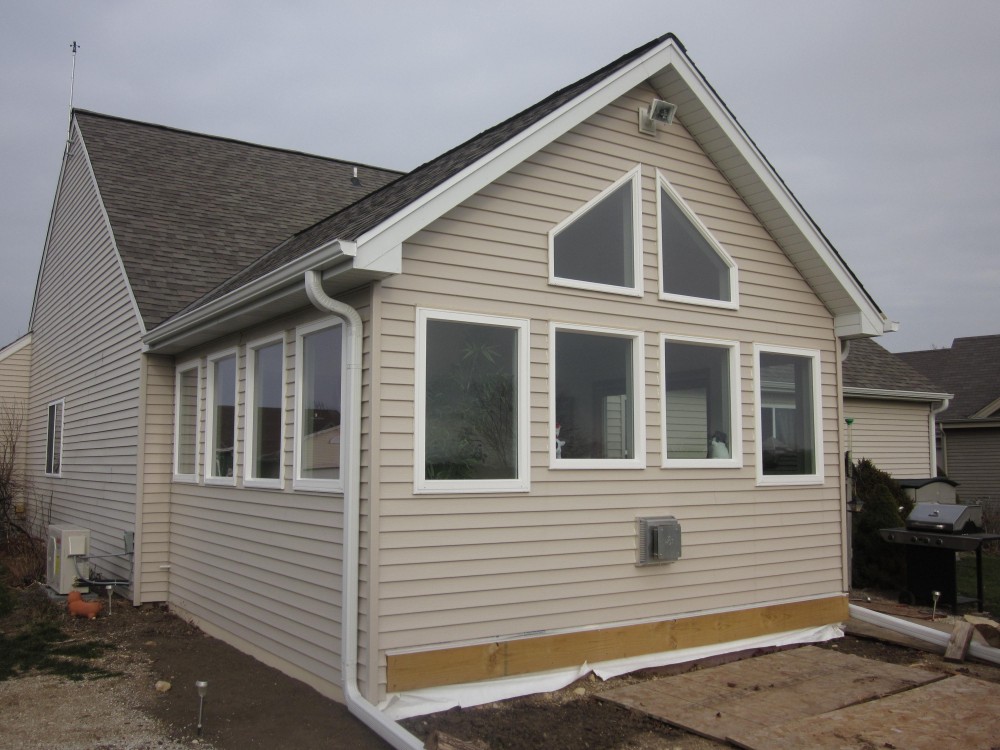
[294,318,345,493]
[415,308,531,494]
[549,322,646,470]
[172,360,201,482]
[243,335,285,489]
[204,347,239,486]
[44,399,65,477]
[548,164,643,297]
[661,334,743,469]
[753,343,824,486]
[656,171,739,310]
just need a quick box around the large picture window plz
[551,324,644,468]
[662,336,741,468]
[174,363,199,479]
[416,310,530,493]
[754,345,823,484]
[206,350,237,482]
[45,400,64,476]
[549,167,642,296]
[245,337,284,486]
[658,174,737,308]
[295,320,343,490]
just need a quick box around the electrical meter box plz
[47,524,90,594]
[636,516,681,566]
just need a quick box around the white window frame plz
[753,343,824,486]
[173,360,201,482]
[661,334,743,469]
[549,322,646,470]
[294,318,345,493]
[548,165,643,297]
[415,308,531,494]
[44,399,65,477]
[204,347,239,486]
[656,171,739,309]
[243,335,285,489]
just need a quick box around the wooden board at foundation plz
[599,646,943,744]
[730,674,1000,750]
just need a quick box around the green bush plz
[851,459,911,590]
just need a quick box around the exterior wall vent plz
[636,516,681,566]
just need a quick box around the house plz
[11,34,897,746]
[0,333,32,506]
[841,337,950,478]
[898,335,1000,502]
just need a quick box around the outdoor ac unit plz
[46,524,90,594]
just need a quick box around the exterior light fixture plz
[195,680,208,736]
[638,99,677,135]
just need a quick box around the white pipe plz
[929,398,950,476]
[849,603,1000,666]
[304,270,423,749]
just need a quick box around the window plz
[657,173,737,308]
[662,336,741,468]
[754,345,823,484]
[416,309,530,493]
[245,337,285,486]
[205,350,237,483]
[551,324,645,468]
[45,400,64,476]
[295,320,343,490]
[549,166,642,296]
[174,362,200,479]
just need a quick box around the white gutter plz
[843,387,953,403]
[849,604,1000,667]
[303,270,423,750]
[929,397,950,476]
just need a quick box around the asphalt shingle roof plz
[897,335,1000,419]
[187,34,678,312]
[75,110,403,328]
[842,337,942,394]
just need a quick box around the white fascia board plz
[352,43,687,260]
[971,394,1000,419]
[142,239,356,351]
[663,54,889,338]
[0,332,32,360]
[844,387,953,403]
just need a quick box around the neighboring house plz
[898,335,1000,502]
[0,333,33,500]
[8,34,899,743]
[841,337,950,478]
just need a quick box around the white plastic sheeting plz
[380,624,842,720]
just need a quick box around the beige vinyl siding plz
[136,354,174,602]
[0,335,32,481]
[165,293,373,700]
[369,83,845,673]
[843,397,933,478]
[942,426,1000,501]
[27,127,143,580]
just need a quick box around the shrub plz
[851,458,910,590]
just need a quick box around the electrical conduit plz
[304,270,423,750]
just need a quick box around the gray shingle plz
[76,111,403,328]
[898,335,1000,419]
[842,337,942,394]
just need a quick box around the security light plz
[638,99,677,135]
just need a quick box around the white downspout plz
[304,270,423,750]
[929,398,950,476]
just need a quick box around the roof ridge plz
[73,109,405,176]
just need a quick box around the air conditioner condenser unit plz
[46,524,90,594]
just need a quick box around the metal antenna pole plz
[66,41,80,155]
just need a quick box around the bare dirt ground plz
[3,584,1000,750]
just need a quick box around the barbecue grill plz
[880,502,999,614]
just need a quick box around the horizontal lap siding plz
[372,84,844,659]
[137,354,174,602]
[166,297,371,698]
[944,426,1000,501]
[0,337,32,478]
[843,397,932,478]
[28,131,142,580]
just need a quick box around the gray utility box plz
[636,516,681,565]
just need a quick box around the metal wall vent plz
[636,516,681,566]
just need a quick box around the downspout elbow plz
[304,269,422,750]
[929,398,950,476]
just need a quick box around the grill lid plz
[905,503,983,533]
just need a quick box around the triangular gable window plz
[658,173,738,308]
[549,166,642,296]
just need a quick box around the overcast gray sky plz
[2,1,998,353]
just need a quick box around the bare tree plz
[0,400,46,583]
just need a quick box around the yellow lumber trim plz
[387,595,847,692]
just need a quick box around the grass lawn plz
[957,550,1000,616]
